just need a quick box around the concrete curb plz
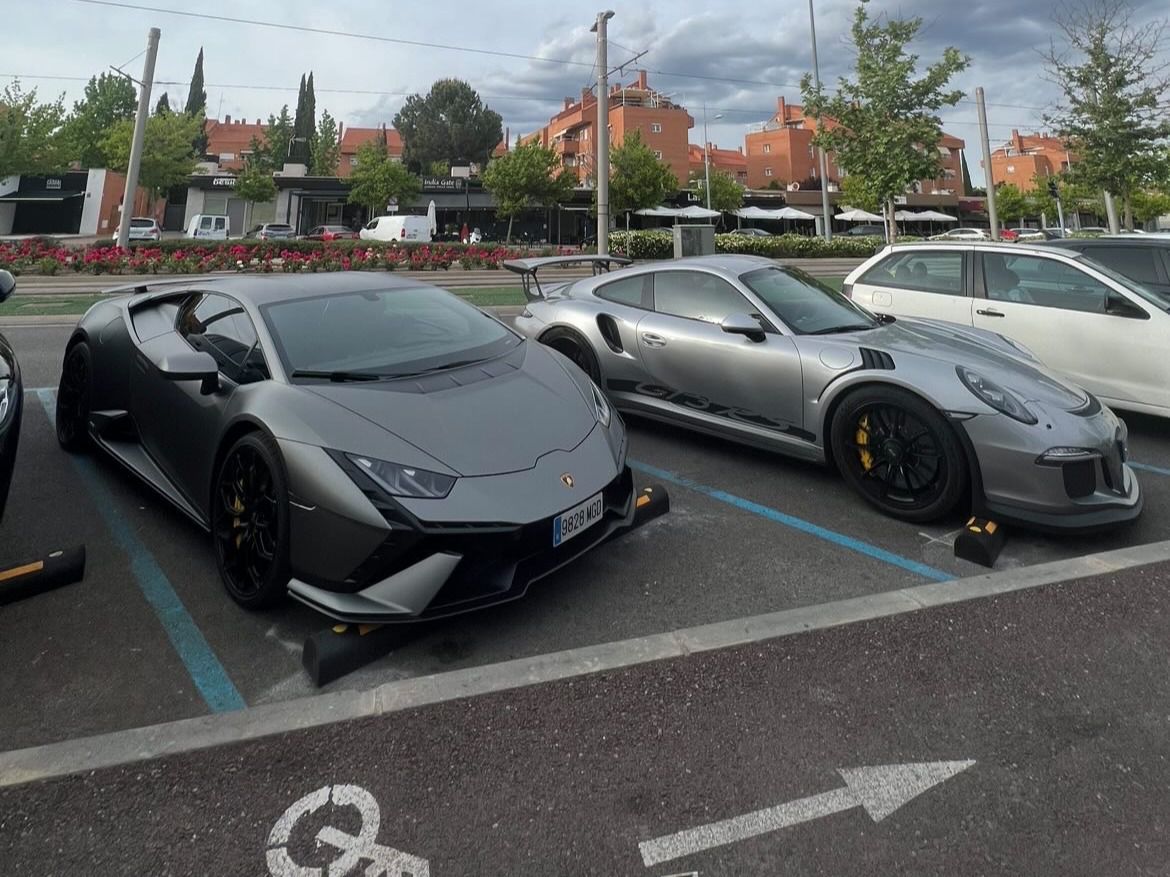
[3,538,1168,789]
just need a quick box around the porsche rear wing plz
[502,255,632,302]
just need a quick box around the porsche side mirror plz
[0,269,15,304]
[1105,293,1148,320]
[721,313,766,342]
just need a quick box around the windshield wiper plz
[290,369,384,382]
[808,323,879,335]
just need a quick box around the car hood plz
[303,343,599,477]
[847,318,1090,410]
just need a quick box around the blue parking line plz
[630,459,953,583]
[35,390,246,713]
[1131,462,1170,477]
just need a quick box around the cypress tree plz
[154,92,170,115]
[184,48,206,115]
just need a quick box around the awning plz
[735,206,817,220]
[0,192,83,202]
[836,208,884,222]
[911,210,958,222]
[635,205,722,219]
[422,192,496,209]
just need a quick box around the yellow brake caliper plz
[856,415,875,471]
[231,489,246,547]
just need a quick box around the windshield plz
[130,218,154,228]
[263,286,522,379]
[740,267,879,334]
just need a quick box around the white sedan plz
[844,241,1170,418]
[112,217,162,242]
[929,227,990,241]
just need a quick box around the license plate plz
[553,492,604,547]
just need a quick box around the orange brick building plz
[687,143,748,184]
[744,97,964,195]
[336,126,405,176]
[988,129,1072,192]
[204,116,270,171]
[522,71,694,186]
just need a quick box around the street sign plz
[638,760,975,867]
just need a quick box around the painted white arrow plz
[638,760,975,868]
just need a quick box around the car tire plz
[830,385,968,523]
[211,432,292,610]
[56,341,93,452]
[541,328,601,383]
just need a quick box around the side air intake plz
[859,348,895,370]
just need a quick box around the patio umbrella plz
[634,206,682,217]
[676,205,722,219]
[913,210,958,222]
[426,200,437,236]
[836,208,884,222]
[776,206,817,220]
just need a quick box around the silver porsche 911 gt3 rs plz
[56,273,667,622]
[508,254,1141,532]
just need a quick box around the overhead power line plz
[68,0,1051,112]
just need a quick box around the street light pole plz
[808,0,832,241]
[591,10,615,255]
[701,106,723,211]
[116,27,160,250]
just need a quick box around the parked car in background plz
[509,254,1141,531]
[303,225,359,241]
[1078,227,1108,235]
[186,214,231,240]
[0,271,23,522]
[730,227,772,237]
[112,217,162,242]
[250,223,295,241]
[841,224,886,237]
[999,228,1020,242]
[1041,235,1170,304]
[359,215,432,243]
[929,227,990,241]
[1007,228,1047,242]
[844,241,1170,419]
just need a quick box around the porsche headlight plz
[347,454,456,499]
[590,380,612,428]
[956,367,1038,425]
[0,382,9,423]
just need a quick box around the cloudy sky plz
[5,0,1168,183]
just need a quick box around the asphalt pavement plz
[2,562,1168,876]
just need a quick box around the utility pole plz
[808,0,832,241]
[117,27,160,250]
[1102,190,1120,234]
[591,10,615,255]
[976,87,998,241]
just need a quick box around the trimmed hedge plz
[607,230,910,260]
[0,238,566,276]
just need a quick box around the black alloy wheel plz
[542,328,602,383]
[831,386,967,523]
[212,433,291,609]
[56,341,92,452]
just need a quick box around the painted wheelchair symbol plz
[267,784,430,877]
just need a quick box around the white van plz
[359,215,432,243]
[186,214,231,240]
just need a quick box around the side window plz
[177,293,270,383]
[595,274,650,309]
[366,219,379,230]
[214,217,226,231]
[985,254,1111,313]
[199,216,213,230]
[652,271,753,324]
[1083,247,1161,285]
[859,251,965,296]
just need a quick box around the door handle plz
[976,308,1005,318]
[640,332,667,348]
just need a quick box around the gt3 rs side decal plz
[607,379,816,442]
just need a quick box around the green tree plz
[184,47,208,156]
[154,92,171,116]
[481,141,575,242]
[801,0,969,240]
[607,129,678,222]
[101,111,201,197]
[235,163,277,233]
[1130,188,1170,223]
[1043,1,1170,232]
[59,72,137,168]
[251,105,292,172]
[393,79,503,173]
[688,168,744,217]
[0,80,68,177]
[994,182,1031,223]
[310,109,340,176]
[839,174,881,212]
[291,72,316,165]
[427,159,451,177]
[347,141,420,217]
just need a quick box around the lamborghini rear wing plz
[501,255,632,302]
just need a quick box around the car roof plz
[643,253,775,274]
[1045,235,1170,248]
[887,240,1086,258]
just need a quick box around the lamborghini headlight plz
[347,454,456,499]
[956,367,1038,425]
[590,380,612,428]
